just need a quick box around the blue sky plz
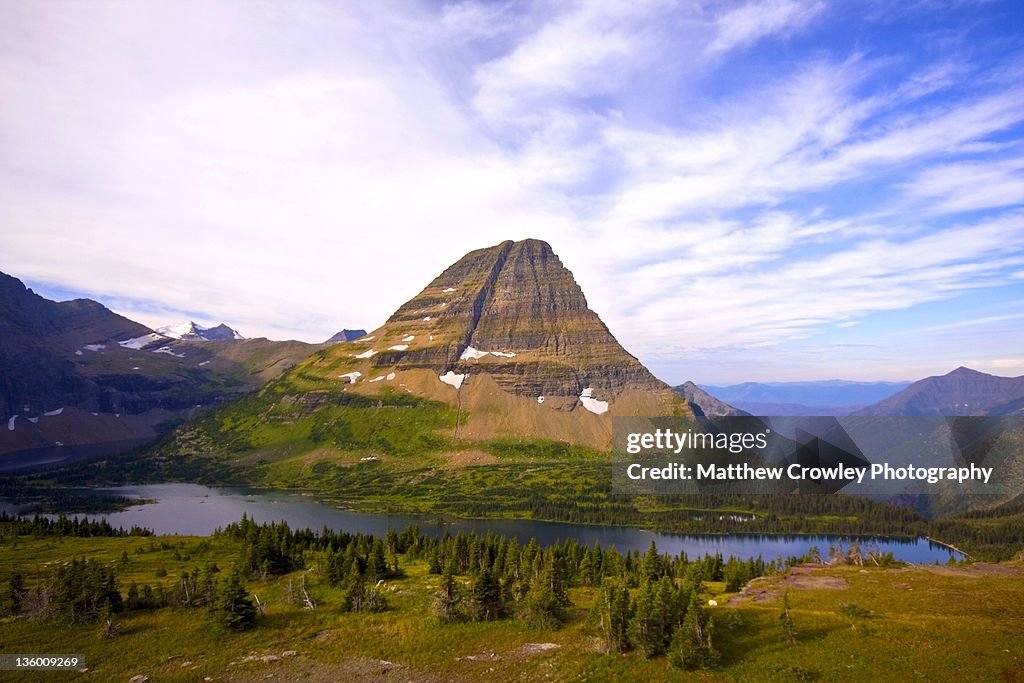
[1,0,1022,384]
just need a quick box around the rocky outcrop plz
[294,239,690,448]
[353,239,671,402]
[675,381,747,417]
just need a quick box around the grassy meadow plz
[1,532,1022,682]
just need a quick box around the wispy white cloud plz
[706,0,826,55]
[900,157,1024,214]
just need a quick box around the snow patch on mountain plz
[460,346,488,360]
[119,333,166,350]
[579,388,609,414]
[157,321,244,341]
[439,371,465,389]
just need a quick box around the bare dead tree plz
[301,574,316,611]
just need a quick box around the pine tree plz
[433,561,463,623]
[211,571,257,631]
[344,562,366,613]
[366,538,387,582]
[641,541,664,584]
[470,566,503,621]
[428,547,442,574]
[593,583,633,653]
[629,581,662,657]
[8,572,25,615]
[669,591,718,670]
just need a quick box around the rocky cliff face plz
[337,239,676,403]
[301,239,690,447]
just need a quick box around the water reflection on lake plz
[5,483,960,563]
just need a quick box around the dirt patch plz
[507,643,561,661]
[444,449,500,467]
[728,568,848,604]
[922,562,1024,578]
[461,642,562,663]
[221,654,445,683]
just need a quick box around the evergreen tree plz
[7,572,24,615]
[641,541,664,584]
[343,562,366,613]
[210,571,257,631]
[366,538,387,583]
[629,576,679,657]
[470,566,503,621]
[592,583,633,653]
[629,581,661,657]
[669,591,718,670]
[432,561,463,623]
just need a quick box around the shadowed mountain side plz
[0,271,321,458]
[674,381,748,417]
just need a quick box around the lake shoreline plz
[1,482,962,564]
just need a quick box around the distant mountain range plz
[697,380,912,415]
[157,321,245,341]
[697,369,1024,417]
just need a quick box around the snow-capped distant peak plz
[156,321,244,341]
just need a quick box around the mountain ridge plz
[0,271,319,458]
[157,321,245,341]
[855,366,1024,416]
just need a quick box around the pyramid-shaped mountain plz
[300,239,690,447]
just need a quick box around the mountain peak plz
[856,365,1024,416]
[325,329,368,344]
[374,238,664,400]
[157,321,244,341]
[303,239,689,446]
[947,366,987,378]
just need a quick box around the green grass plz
[1,535,1022,681]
